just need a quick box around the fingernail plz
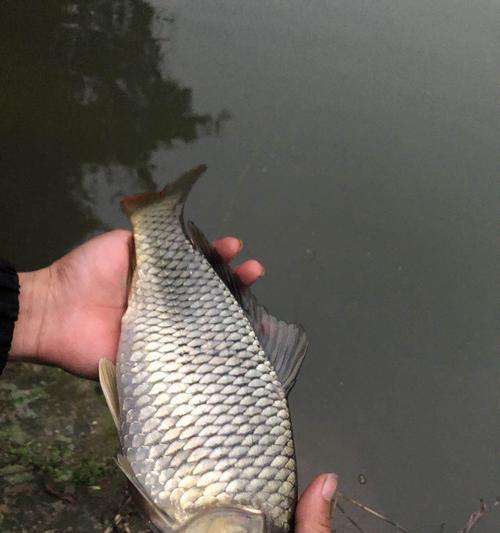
[259,266,266,278]
[237,239,243,252]
[321,473,338,502]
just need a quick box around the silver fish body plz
[100,167,307,532]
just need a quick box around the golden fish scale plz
[116,201,296,530]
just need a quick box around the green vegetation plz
[3,431,113,485]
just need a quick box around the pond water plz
[1,1,498,531]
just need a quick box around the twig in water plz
[337,491,410,533]
[336,502,366,533]
[331,489,338,522]
[455,498,500,533]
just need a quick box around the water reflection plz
[0,0,225,268]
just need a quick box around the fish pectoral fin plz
[98,358,120,430]
[187,220,308,394]
[116,454,176,532]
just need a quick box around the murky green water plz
[1,1,498,531]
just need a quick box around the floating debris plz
[337,491,410,533]
[336,502,367,533]
[455,497,500,533]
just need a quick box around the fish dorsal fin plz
[186,221,308,394]
[116,454,176,532]
[98,358,120,430]
[187,221,244,301]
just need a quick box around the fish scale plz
[100,166,307,532]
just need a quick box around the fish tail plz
[120,164,207,217]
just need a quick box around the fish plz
[99,165,308,533]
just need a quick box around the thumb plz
[295,473,338,533]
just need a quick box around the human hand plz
[9,230,265,379]
[296,473,338,532]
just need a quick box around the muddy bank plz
[0,363,148,532]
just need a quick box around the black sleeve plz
[0,259,20,375]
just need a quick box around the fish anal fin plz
[186,221,308,394]
[98,358,120,430]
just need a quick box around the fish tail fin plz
[120,164,207,217]
[163,164,207,200]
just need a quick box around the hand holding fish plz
[9,231,337,531]
[9,229,337,532]
[9,230,264,379]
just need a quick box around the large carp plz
[99,166,308,532]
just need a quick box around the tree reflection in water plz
[0,0,225,267]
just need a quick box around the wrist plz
[9,267,52,365]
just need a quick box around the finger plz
[212,237,243,263]
[234,259,265,287]
[295,473,338,533]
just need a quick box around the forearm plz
[9,268,52,364]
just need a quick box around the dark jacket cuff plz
[0,259,20,375]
